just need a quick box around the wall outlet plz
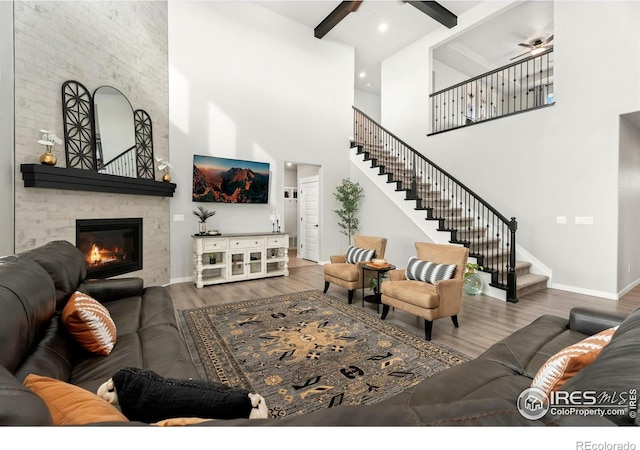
[173,214,184,222]
[575,216,594,225]
[556,216,566,224]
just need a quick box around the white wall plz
[354,88,381,123]
[0,2,14,256]
[380,1,640,298]
[618,113,640,296]
[349,161,427,267]
[433,59,468,93]
[168,2,354,282]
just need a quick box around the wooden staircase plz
[351,109,549,301]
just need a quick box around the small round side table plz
[361,262,396,313]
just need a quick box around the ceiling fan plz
[510,35,554,61]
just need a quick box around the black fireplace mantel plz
[20,164,176,197]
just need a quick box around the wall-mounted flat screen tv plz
[192,155,270,204]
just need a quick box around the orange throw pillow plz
[24,374,128,425]
[62,291,117,355]
[531,325,618,395]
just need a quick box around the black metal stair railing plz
[429,48,554,135]
[353,106,518,302]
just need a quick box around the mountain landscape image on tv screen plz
[192,155,270,204]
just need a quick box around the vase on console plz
[193,206,216,235]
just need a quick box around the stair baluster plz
[353,106,518,302]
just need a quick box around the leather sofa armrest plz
[330,255,346,264]
[569,307,628,336]
[388,269,406,281]
[79,278,145,302]
[0,366,52,425]
[184,398,614,427]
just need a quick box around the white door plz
[299,175,319,262]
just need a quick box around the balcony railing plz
[429,49,554,135]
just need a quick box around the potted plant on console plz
[193,206,216,235]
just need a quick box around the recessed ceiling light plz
[359,71,366,78]
[378,22,388,32]
[367,83,371,87]
[286,162,292,167]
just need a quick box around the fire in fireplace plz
[76,218,142,278]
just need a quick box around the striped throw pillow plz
[531,325,619,395]
[62,291,117,355]
[345,245,375,264]
[405,256,457,284]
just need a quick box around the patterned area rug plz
[177,290,470,420]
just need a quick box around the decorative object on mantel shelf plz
[38,129,63,166]
[156,157,173,182]
[61,80,155,179]
[192,206,216,235]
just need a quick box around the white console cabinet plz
[193,232,289,288]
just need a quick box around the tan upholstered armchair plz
[323,235,387,304]
[380,242,469,340]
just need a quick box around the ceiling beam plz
[406,1,457,29]
[314,1,363,39]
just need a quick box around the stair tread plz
[516,273,549,288]
[354,143,538,300]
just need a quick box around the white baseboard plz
[169,276,194,285]
[617,277,640,299]
[551,283,618,301]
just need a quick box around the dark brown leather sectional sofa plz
[0,240,200,425]
[1,240,638,426]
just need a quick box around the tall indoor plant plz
[333,178,364,245]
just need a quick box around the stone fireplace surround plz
[15,186,172,287]
[13,1,171,286]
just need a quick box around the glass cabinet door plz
[248,250,264,275]
[230,251,245,277]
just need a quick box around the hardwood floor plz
[167,263,640,359]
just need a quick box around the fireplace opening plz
[76,218,142,278]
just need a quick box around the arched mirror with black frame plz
[61,80,155,180]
